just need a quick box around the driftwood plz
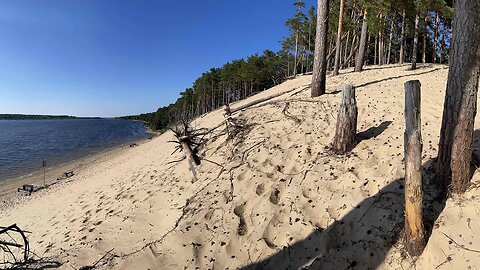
[224,85,310,116]
[0,224,31,268]
[169,120,205,182]
[403,80,426,256]
[332,85,358,154]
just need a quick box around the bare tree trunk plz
[404,80,426,256]
[332,85,357,154]
[436,0,480,194]
[374,35,378,65]
[343,31,350,67]
[411,15,420,70]
[333,0,345,76]
[355,10,368,72]
[422,16,427,64]
[294,31,299,76]
[387,17,394,64]
[433,13,439,63]
[399,11,406,64]
[378,15,385,65]
[311,0,330,97]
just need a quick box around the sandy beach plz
[2,64,480,269]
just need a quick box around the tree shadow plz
[357,121,393,143]
[355,67,444,89]
[241,159,446,270]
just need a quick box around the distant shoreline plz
[0,114,103,120]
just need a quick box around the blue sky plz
[0,0,315,117]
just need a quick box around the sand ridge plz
[2,64,480,269]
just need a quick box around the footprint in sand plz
[233,203,248,236]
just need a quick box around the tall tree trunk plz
[387,17,394,64]
[343,31,350,68]
[355,10,368,72]
[399,11,406,64]
[374,35,378,65]
[422,16,427,64]
[333,0,345,76]
[294,31,299,76]
[411,15,420,70]
[307,18,312,72]
[311,0,330,97]
[433,13,439,63]
[435,0,480,194]
[377,14,383,65]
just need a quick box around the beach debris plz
[0,224,58,269]
[63,170,74,178]
[169,119,207,182]
[17,184,44,196]
[129,143,139,148]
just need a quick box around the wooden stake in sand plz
[403,80,425,256]
[332,84,357,154]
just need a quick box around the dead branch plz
[442,232,480,253]
[281,102,302,124]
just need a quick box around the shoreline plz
[0,131,158,207]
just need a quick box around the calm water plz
[0,119,147,181]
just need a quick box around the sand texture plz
[2,64,480,270]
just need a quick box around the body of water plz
[0,119,147,181]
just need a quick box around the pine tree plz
[436,0,480,194]
[311,0,330,97]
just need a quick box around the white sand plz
[2,64,480,269]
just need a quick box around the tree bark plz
[433,13,439,63]
[422,16,427,64]
[333,0,345,76]
[411,15,420,70]
[399,11,406,64]
[355,10,368,72]
[311,0,330,97]
[435,0,480,194]
[332,85,357,154]
[387,17,394,64]
[404,80,426,256]
[378,15,384,65]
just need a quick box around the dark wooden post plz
[332,84,357,154]
[404,80,425,256]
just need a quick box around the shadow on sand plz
[241,158,447,270]
[357,121,393,143]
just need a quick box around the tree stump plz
[404,80,425,256]
[332,84,357,154]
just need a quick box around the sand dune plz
[2,64,480,269]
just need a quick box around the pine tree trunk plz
[294,31,299,76]
[433,13,439,63]
[399,11,406,64]
[343,31,350,67]
[333,0,345,76]
[355,10,368,72]
[377,14,384,65]
[422,16,427,64]
[411,15,420,70]
[435,0,480,194]
[374,35,378,65]
[387,17,394,64]
[404,80,426,256]
[332,84,357,154]
[311,0,330,97]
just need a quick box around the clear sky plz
[0,0,316,117]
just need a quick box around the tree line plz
[120,0,454,131]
